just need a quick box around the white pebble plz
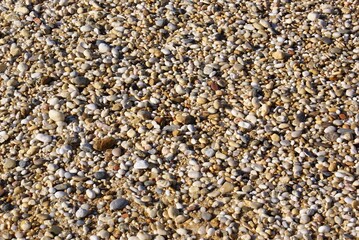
[134,160,149,169]
[98,43,110,53]
[35,133,52,143]
[318,225,330,233]
[49,110,65,122]
[307,12,319,21]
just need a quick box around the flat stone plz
[50,225,62,235]
[35,133,52,143]
[0,64,6,73]
[220,182,234,194]
[4,159,16,169]
[94,171,108,180]
[318,225,330,233]
[238,121,251,129]
[188,170,202,179]
[110,198,129,211]
[134,160,149,170]
[72,76,90,87]
[242,185,253,193]
[15,6,29,15]
[215,151,227,159]
[93,137,116,151]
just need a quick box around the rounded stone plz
[49,110,65,122]
[110,198,129,211]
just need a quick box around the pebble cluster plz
[0,0,358,239]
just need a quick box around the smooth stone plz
[167,206,179,219]
[203,65,213,75]
[291,130,302,138]
[0,63,6,72]
[215,152,227,160]
[324,126,336,133]
[155,19,166,27]
[272,51,285,60]
[98,43,110,53]
[50,225,62,235]
[203,148,215,157]
[242,185,253,193]
[4,159,16,169]
[94,171,108,180]
[188,171,202,179]
[318,225,330,233]
[238,121,251,129]
[86,189,96,199]
[271,134,280,142]
[17,62,28,72]
[54,191,66,198]
[80,25,93,32]
[176,228,187,235]
[137,110,152,120]
[127,129,137,138]
[175,85,186,95]
[15,6,29,15]
[76,208,90,218]
[137,232,151,240]
[300,214,311,224]
[134,160,149,170]
[72,76,89,87]
[110,198,129,211]
[35,133,52,143]
[201,212,212,221]
[112,148,123,157]
[20,220,31,231]
[308,12,319,21]
[49,110,65,122]
[220,182,234,194]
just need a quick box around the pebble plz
[238,121,251,129]
[134,160,149,170]
[94,171,107,180]
[307,12,320,21]
[15,6,29,15]
[35,133,52,143]
[17,62,28,72]
[86,189,96,199]
[272,51,286,60]
[318,225,330,233]
[49,110,65,122]
[220,182,234,194]
[110,198,129,211]
[76,207,90,219]
[98,43,110,53]
[203,148,215,158]
[4,159,16,169]
[0,1,357,239]
[167,206,179,219]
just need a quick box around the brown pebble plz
[93,137,117,151]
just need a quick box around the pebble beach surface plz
[0,0,358,239]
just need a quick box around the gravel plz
[0,0,358,239]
